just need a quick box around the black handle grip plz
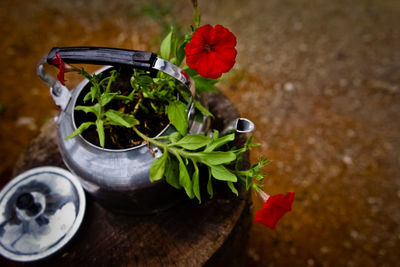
[47,47,157,70]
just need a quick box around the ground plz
[0,0,399,266]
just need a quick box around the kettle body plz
[37,47,207,214]
[37,47,254,214]
[57,67,195,214]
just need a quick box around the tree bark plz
[3,92,252,267]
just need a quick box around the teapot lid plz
[0,166,85,262]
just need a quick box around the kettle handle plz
[47,47,157,70]
[46,47,193,95]
[37,47,195,111]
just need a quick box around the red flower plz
[185,24,237,79]
[52,53,66,85]
[254,192,295,229]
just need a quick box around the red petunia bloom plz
[254,191,295,229]
[52,52,66,85]
[185,24,237,79]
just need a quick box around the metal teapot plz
[36,47,254,214]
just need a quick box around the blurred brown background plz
[1,0,399,266]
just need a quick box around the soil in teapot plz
[74,67,170,149]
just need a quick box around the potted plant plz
[37,1,294,229]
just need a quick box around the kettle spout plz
[221,118,255,136]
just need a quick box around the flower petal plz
[52,53,66,85]
[185,24,237,79]
[214,24,237,48]
[254,192,295,229]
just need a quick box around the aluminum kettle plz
[36,47,253,214]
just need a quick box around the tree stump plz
[1,93,252,266]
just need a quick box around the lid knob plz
[16,193,41,216]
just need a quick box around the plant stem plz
[132,126,191,159]
[133,95,143,115]
[133,126,165,147]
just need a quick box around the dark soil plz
[74,67,169,149]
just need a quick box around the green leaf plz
[166,101,188,136]
[75,104,101,117]
[96,119,105,148]
[65,122,95,139]
[160,28,173,60]
[136,75,153,85]
[174,134,211,150]
[195,151,236,165]
[130,75,139,91]
[171,35,178,60]
[165,156,181,189]
[193,75,218,93]
[104,110,138,128]
[150,101,159,112]
[90,85,100,102]
[192,160,201,203]
[168,132,182,143]
[105,70,119,93]
[227,181,238,196]
[204,133,235,152]
[210,165,237,182]
[212,129,219,139]
[100,93,118,106]
[245,175,252,190]
[83,91,93,103]
[244,135,260,150]
[193,99,214,118]
[177,155,194,199]
[207,170,213,198]
[175,41,187,66]
[116,95,134,102]
[176,87,191,103]
[184,67,197,78]
[235,153,243,171]
[149,149,168,182]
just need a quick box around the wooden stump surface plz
[1,93,252,266]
